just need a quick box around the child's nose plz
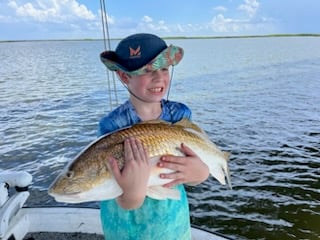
[152,70,163,79]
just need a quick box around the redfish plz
[48,119,231,203]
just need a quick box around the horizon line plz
[1,33,320,43]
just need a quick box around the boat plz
[0,171,230,240]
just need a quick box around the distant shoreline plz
[1,33,320,43]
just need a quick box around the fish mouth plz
[48,189,82,196]
[48,185,82,196]
[49,192,84,203]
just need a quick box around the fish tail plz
[208,152,232,189]
[223,151,232,189]
[224,161,232,190]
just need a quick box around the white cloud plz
[210,14,241,33]
[15,2,58,22]
[238,0,259,18]
[205,0,272,35]
[1,0,276,39]
[177,24,184,33]
[139,15,169,32]
[106,14,115,25]
[142,15,153,23]
[99,9,115,25]
[1,0,102,39]
[208,12,275,35]
[69,1,95,20]
[214,6,227,12]
[8,0,96,23]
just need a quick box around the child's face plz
[127,68,170,102]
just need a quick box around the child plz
[99,33,209,240]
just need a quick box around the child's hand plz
[108,137,150,209]
[158,143,210,188]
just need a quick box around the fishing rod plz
[99,0,119,111]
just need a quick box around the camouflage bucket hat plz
[100,33,184,75]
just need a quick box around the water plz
[1,37,320,240]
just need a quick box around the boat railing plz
[0,171,32,239]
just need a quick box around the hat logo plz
[129,46,141,58]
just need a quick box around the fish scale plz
[48,119,231,203]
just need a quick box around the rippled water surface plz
[1,37,320,240]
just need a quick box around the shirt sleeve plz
[162,100,192,123]
[97,112,122,137]
[97,101,136,137]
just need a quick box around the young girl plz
[99,33,209,240]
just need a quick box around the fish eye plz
[66,171,74,178]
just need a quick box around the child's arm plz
[158,143,210,188]
[108,137,151,209]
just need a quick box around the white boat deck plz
[1,171,230,240]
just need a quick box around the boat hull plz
[2,207,229,240]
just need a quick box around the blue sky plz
[0,0,319,40]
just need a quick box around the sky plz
[0,0,319,41]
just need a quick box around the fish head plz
[48,142,120,202]
[47,148,126,203]
[48,167,92,195]
[48,160,111,202]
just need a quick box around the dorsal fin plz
[174,118,205,134]
[223,151,231,160]
[174,118,215,143]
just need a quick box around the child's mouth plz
[149,87,163,93]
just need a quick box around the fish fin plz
[174,119,212,140]
[226,170,232,190]
[209,166,227,185]
[98,178,123,200]
[209,158,233,190]
[147,186,181,200]
[223,151,231,160]
[174,118,202,132]
[224,159,233,190]
[222,151,232,189]
[176,119,217,148]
